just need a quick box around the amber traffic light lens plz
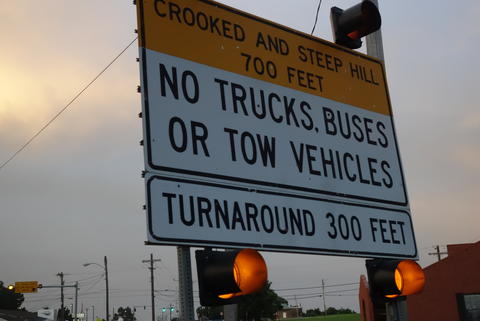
[384,260,425,298]
[394,268,404,291]
[217,249,267,299]
[396,260,425,296]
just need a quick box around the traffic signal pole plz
[365,0,385,61]
[40,283,78,321]
[366,5,407,320]
[57,273,65,321]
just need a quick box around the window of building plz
[457,293,480,321]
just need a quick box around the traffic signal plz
[330,0,381,49]
[161,308,166,313]
[7,284,14,291]
[366,259,425,301]
[195,249,268,306]
[170,307,174,312]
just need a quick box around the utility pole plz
[321,279,327,317]
[142,254,162,321]
[83,259,109,321]
[57,272,65,321]
[428,245,448,261]
[104,256,110,321]
[75,282,79,321]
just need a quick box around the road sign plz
[14,281,38,293]
[137,0,416,258]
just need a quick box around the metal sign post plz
[177,247,195,321]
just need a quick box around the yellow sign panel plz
[14,281,38,293]
[137,0,390,115]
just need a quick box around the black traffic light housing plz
[330,0,381,49]
[366,259,425,302]
[195,249,267,306]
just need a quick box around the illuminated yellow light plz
[396,260,425,296]
[384,260,425,298]
[218,293,235,299]
[217,249,267,300]
[394,268,404,292]
[7,285,14,290]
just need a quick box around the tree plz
[57,307,74,321]
[0,281,25,310]
[113,307,136,321]
[196,306,223,320]
[304,308,322,317]
[237,281,287,321]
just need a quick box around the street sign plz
[137,0,417,258]
[14,281,38,293]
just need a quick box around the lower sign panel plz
[147,176,417,259]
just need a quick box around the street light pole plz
[83,258,109,321]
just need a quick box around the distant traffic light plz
[161,308,166,313]
[170,307,174,312]
[330,0,381,49]
[366,259,425,300]
[7,284,14,291]
[195,249,268,306]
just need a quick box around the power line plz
[0,37,138,172]
[310,0,323,35]
[281,288,358,299]
[274,282,358,292]
[77,272,105,283]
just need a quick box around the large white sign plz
[137,0,417,258]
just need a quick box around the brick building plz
[275,307,302,319]
[407,241,480,321]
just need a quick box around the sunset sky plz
[1,0,479,318]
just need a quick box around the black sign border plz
[146,175,418,259]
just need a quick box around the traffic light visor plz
[346,1,381,40]
[331,0,381,49]
[218,249,267,299]
[385,260,425,298]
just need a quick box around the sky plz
[1,0,479,319]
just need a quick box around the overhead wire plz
[310,0,323,35]
[0,37,138,172]
[274,282,359,292]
